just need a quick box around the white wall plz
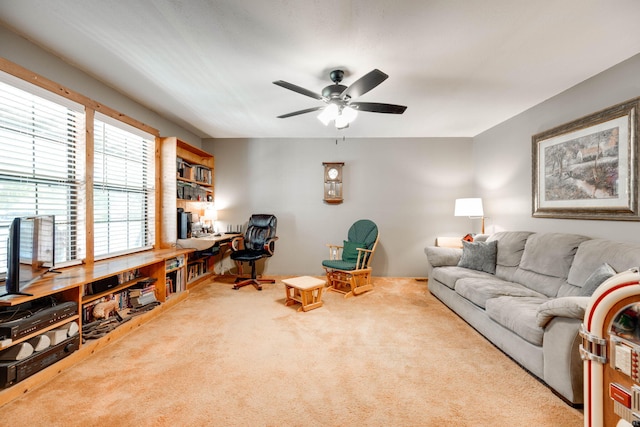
[0,23,477,278]
[474,53,640,242]
[13,21,637,276]
[0,25,202,146]
[204,137,475,277]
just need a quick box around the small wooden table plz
[283,276,326,312]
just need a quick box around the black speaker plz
[177,209,192,239]
[89,276,119,294]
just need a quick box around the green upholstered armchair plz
[321,219,379,298]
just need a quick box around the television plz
[1,215,56,297]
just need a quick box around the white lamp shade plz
[203,208,218,221]
[341,106,358,123]
[454,198,484,217]
[318,103,339,125]
[334,114,350,129]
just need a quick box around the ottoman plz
[282,276,326,312]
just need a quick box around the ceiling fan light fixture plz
[334,113,350,129]
[334,106,358,129]
[318,103,339,126]
[276,68,405,128]
[334,117,349,129]
[341,106,358,123]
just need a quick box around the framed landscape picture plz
[532,97,640,220]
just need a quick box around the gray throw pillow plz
[579,262,616,296]
[457,240,497,274]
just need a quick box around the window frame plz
[0,57,161,264]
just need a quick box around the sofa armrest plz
[424,246,462,280]
[424,246,462,268]
[543,316,584,404]
[536,296,590,328]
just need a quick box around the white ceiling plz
[2,0,640,139]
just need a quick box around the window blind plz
[0,71,85,275]
[93,112,155,259]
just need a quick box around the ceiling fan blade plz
[341,69,389,99]
[350,102,407,114]
[277,106,324,119]
[273,80,324,100]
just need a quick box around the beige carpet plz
[0,277,583,426]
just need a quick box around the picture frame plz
[532,97,639,220]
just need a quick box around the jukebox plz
[581,267,640,427]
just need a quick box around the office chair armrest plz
[264,236,278,255]
[231,236,244,251]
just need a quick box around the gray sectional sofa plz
[424,231,640,405]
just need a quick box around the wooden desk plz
[177,233,241,285]
[177,233,241,251]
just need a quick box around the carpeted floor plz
[0,277,583,426]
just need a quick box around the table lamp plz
[454,198,484,233]
[203,207,218,235]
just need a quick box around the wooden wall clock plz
[323,162,344,204]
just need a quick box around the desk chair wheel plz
[233,280,263,291]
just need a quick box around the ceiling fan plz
[273,69,407,129]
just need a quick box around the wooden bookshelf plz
[159,137,215,248]
[0,247,193,407]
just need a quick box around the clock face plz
[328,167,339,180]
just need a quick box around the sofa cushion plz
[455,277,545,309]
[567,239,640,287]
[536,296,590,327]
[487,231,533,267]
[487,231,534,282]
[579,263,616,296]
[514,233,590,297]
[457,240,497,274]
[486,296,549,346]
[431,266,492,290]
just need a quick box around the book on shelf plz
[193,165,211,184]
[117,269,140,284]
[165,256,184,271]
[165,269,185,296]
[131,291,157,308]
[187,260,208,282]
[129,281,157,308]
[177,158,193,180]
[129,287,153,298]
[177,181,207,201]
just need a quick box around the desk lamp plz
[454,198,485,234]
[203,207,219,236]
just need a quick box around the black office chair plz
[230,214,278,290]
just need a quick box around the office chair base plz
[233,277,275,291]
